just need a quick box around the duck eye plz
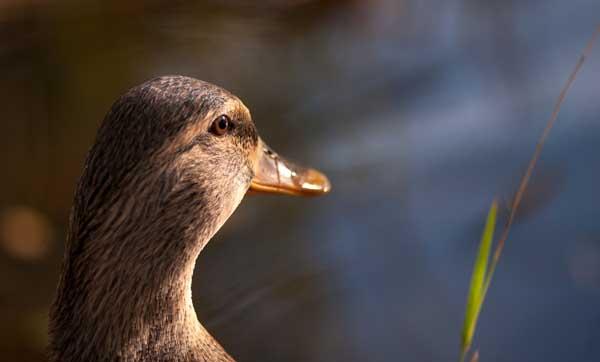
[210,115,231,136]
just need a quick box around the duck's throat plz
[48,194,237,362]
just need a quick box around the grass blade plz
[457,24,599,362]
[459,201,497,362]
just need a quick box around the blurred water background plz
[1,0,600,361]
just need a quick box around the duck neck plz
[49,178,239,362]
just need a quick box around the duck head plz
[48,76,330,361]
[72,75,330,247]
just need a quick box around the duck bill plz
[249,139,331,196]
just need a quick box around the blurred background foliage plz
[1,0,600,361]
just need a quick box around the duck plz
[47,76,331,362]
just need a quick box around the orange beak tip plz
[300,169,332,195]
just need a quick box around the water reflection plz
[2,0,600,361]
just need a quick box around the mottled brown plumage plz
[48,76,330,361]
